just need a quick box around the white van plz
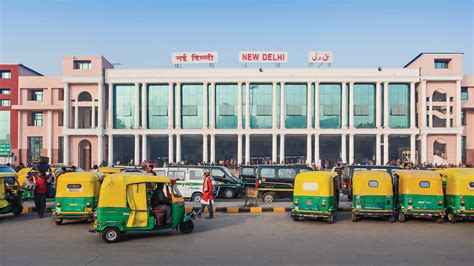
[153,166,218,202]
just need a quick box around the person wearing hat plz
[196,170,214,219]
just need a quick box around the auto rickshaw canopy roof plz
[436,168,474,178]
[352,170,393,196]
[445,173,474,196]
[98,167,123,175]
[293,171,337,197]
[395,170,443,195]
[56,172,101,198]
[98,173,170,208]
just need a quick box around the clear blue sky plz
[1,0,472,75]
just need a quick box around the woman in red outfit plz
[196,170,214,219]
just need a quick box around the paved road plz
[1,212,472,266]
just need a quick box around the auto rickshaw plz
[0,169,23,216]
[90,173,195,243]
[352,170,395,222]
[444,171,474,222]
[53,172,101,225]
[291,171,338,224]
[395,170,445,223]
[18,166,59,199]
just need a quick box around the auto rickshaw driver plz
[150,183,172,225]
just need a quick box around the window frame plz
[73,60,92,70]
[0,71,12,79]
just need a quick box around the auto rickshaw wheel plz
[351,213,358,222]
[447,212,457,223]
[388,215,396,223]
[262,192,276,203]
[55,219,63,225]
[179,220,194,234]
[327,215,335,224]
[436,216,445,223]
[101,227,121,243]
[398,212,406,223]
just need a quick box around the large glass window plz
[0,111,10,155]
[250,83,272,129]
[148,84,168,129]
[0,100,10,107]
[32,112,43,126]
[0,89,10,94]
[27,137,42,163]
[216,84,237,129]
[284,84,307,128]
[388,84,410,128]
[319,83,341,128]
[181,84,203,129]
[113,84,135,129]
[434,59,449,69]
[353,83,375,128]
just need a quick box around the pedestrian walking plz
[33,170,48,218]
[196,170,214,219]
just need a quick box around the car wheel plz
[223,188,235,199]
[179,220,194,234]
[447,212,457,223]
[101,227,121,243]
[398,212,406,223]
[55,219,63,225]
[262,192,276,203]
[351,213,358,222]
[191,193,202,203]
[327,215,335,224]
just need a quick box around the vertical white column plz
[245,82,250,129]
[203,82,208,128]
[175,83,181,129]
[280,82,285,129]
[176,134,181,163]
[314,134,320,168]
[455,80,462,127]
[410,82,416,128]
[375,134,381,165]
[63,83,69,128]
[383,134,389,165]
[245,134,250,164]
[349,134,354,164]
[134,134,140,165]
[210,134,216,163]
[17,111,22,162]
[421,80,427,128]
[306,134,312,165]
[98,135,104,164]
[341,134,347,163]
[107,135,113,165]
[210,82,216,129]
[349,82,354,128]
[47,110,53,163]
[98,82,104,128]
[375,82,382,128]
[446,96,451,128]
[280,134,285,164]
[410,134,416,163]
[63,135,69,166]
[237,134,243,165]
[420,134,427,163]
[272,134,278,163]
[168,82,174,129]
[272,82,278,129]
[142,134,147,162]
[314,82,319,128]
[202,134,208,163]
[341,82,347,128]
[307,82,313,129]
[142,83,147,129]
[168,135,174,163]
[74,100,79,129]
[237,82,243,129]
[429,97,433,128]
[383,82,389,128]
[134,82,140,129]
[108,83,114,129]
[91,101,96,128]
[456,133,462,165]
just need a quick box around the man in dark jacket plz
[150,183,172,224]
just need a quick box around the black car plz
[239,165,313,203]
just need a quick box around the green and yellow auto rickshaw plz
[444,171,474,222]
[53,172,101,225]
[291,171,338,224]
[351,170,395,222]
[395,170,445,223]
[90,173,195,243]
[0,169,23,216]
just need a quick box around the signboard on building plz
[308,51,333,63]
[171,52,218,64]
[0,143,11,155]
[239,51,288,63]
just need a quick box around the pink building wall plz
[462,75,474,164]
[427,135,457,164]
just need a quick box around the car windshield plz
[0,166,16,173]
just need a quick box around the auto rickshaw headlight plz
[460,199,465,207]
[438,199,443,206]
[322,200,326,208]
[294,199,299,207]
[86,202,91,207]
[56,202,61,207]
[408,199,412,206]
